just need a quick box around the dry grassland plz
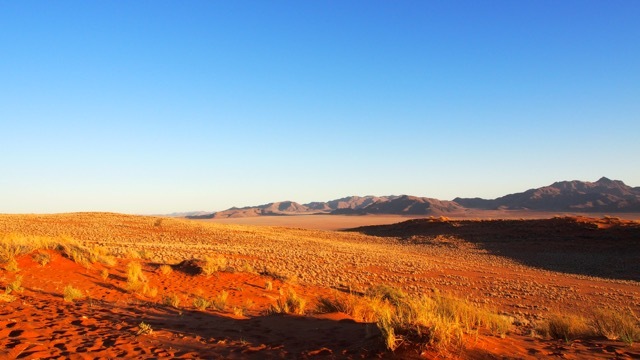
[1,212,639,358]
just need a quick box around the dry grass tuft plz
[60,241,115,267]
[6,275,24,294]
[0,293,16,302]
[126,261,148,292]
[367,284,407,306]
[100,269,109,281]
[193,296,211,311]
[63,285,84,302]
[0,234,116,269]
[32,251,51,266]
[232,306,244,317]
[137,321,153,335]
[317,286,511,352]
[538,314,592,342]
[158,264,173,276]
[146,286,158,298]
[269,289,307,315]
[212,290,229,311]
[5,257,20,272]
[591,308,640,345]
[199,255,228,276]
[162,293,181,308]
[316,292,379,322]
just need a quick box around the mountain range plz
[185,177,640,219]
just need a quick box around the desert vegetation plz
[63,285,84,302]
[1,213,639,358]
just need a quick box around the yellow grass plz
[591,308,640,345]
[269,289,307,315]
[538,314,592,342]
[317,286,511,351]
[200,255,228,276]
[63,285,84,302]
[158,264,173,275]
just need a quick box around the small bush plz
[316,292,386,323]
[376,304,401,351]
[162,293,180,308]
[6,275,23,294]
[317,286,511,352]
[126,261,148,292]
[63,285,84,302]
[127,261,147,282]
[158,264,173,275]
[212,290,229,311]
[232,306,244,317]
[89,246,116,266]
[543,314,592,342]
[200,255,227,276]
[193,296,211,311]
[592,308,640,345]
[269,289,306,315]
[137,321,153,335]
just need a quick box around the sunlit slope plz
[0,213,424,288]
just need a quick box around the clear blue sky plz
[1,1,639,214]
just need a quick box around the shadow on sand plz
[114,303,387,359]
[346,217,640,281]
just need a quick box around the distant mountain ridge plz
[186,177,640,219]
[454,177,640,212]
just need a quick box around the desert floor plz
[200,212,640,230]
[1,213,639,359]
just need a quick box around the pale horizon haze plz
[1,1,639,214]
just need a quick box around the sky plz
[1,1,639,214]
